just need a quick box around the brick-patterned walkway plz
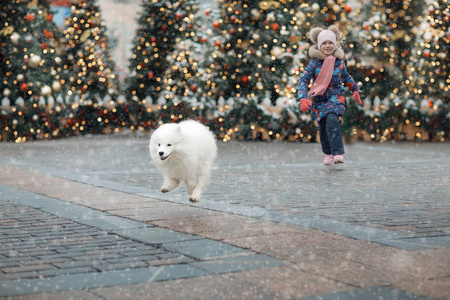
[0,136,449,299]
[0,200,192,281]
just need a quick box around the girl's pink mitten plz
[300,98,312,112]
[353,91,364,106]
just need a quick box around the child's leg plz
[318,118,331,155]
[325,113,345,155]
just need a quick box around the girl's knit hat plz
[310,25,340,47]
[317,30,337,49]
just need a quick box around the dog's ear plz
[175,124,182,134]
[309,27,323,45]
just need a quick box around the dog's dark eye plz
[158,143,160,147]
[167,144,172,147]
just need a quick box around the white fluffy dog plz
[149,120,217,202]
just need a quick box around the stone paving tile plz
[229,265,353,300]
[0,290,101,300]
[91,273,279,300]
[108,202,219,222]
[300,286,436,300]
[163,239,253,260]
[151,213,301,241]
[112,227,202,244]
[392,277,450,300]
[297,254,409,288]
[222,229,375,261]
[191,254,288,274]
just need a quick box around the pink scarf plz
[308,55,336,97]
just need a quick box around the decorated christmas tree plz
[348,0,426,102]
[63,0,119,101]
[126,0,198,104]
[407,0,450,103]
[1,0,66,104]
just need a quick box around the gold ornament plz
[295,11,306,24]
[41,85,52,97]
[52,81,62,92]
[0,26,14,36]
[29,55,41,68]
[80,29,91,42]
[27,0,38,8]
[11,32,20,45]
[259,1,280,10]
[236,40,251,49]
[311,3,320,12]
[250,8,261,21]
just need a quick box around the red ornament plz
[161,25,168,32]
[20,83,28,92]
[230,16,237,23]
[242,75,248,84]
[151,37,156,42]
[271,23,279,31]
[230,28,236,34]
[40,42,48,50]
[213,21,220,29]
[176,13,183,20]
[205,10,210,16]
[423,49,431,58]
[363,24,369,30]
[43,29,53,38]
[191,84,197,92]
[147,71,154,79]
[25,13,35,22]
[215,41,221,47]
[139,62,145,67]
[344,5,352,13]
[200,37,207,43]
[46,13,53,22]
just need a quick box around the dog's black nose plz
[159,151,164,157]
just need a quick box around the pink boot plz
[324,155,334,165]
[333,155,344,164]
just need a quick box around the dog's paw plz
[161,188,169,193]
[189,196,200,203]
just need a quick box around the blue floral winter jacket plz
[297,58,359,121]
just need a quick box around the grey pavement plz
[0,133,449,299]
[1,134,449,248]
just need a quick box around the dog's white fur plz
[149,120,217,202]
